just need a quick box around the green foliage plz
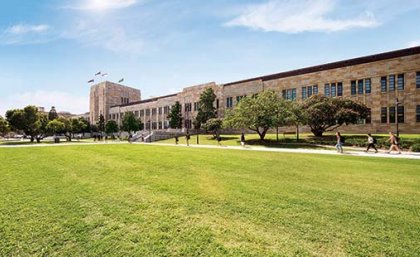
[412,143,420,152]
[202,118,223,137]
[46,119,65,135]
[195,88,217,129]
[5,106,48,142]
[302,95,369,137]
[97,114,105,132]
[0,116,10,136]
[223,90,286,141]
[48,106,59,121]
[105,120,119,134]
[168,101,183,129]
[121,112,142,133]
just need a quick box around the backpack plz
[394,136,400,145]
[373,137,377,144]
[340,136,345,144]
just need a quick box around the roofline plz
[111,93,178,108]
[223,46,420,86]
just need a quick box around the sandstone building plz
[90,46,420,134]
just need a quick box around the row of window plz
[351,78,372,95]
[380,74,405,92]
[325,82,343,97]
[121,97,130,104]
[381,106,405,123]
[302,85,319,99]
[145,121,170,130]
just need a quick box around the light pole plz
[148,119,151,142]
[395,98,400,137]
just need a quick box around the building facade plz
[91,46,420,134]
[89,81,141,125]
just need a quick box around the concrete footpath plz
[1,141,420,160]
[142,142,420,160]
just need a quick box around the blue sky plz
[0,0,420,116]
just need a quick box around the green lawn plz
[0,145,419,256]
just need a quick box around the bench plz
[283,131,296,137]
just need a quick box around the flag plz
[95,71,101,76]
[101,73,108,77]
[88,79,94,83]
[118,78,124,83]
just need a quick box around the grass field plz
[0,145,419,256]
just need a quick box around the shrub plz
[411,143,420,152]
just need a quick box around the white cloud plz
[407,39,420,48]
[0,91,89,117]
[66,0,137,11]
[6,24,50,35]
[1,24,53,45]
[225,0,379,33]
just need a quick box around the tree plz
[302,95,369,137]
[0,116,10,137]
[121,112,142,133]
[46,119,65,136]
[284,101,308,141]
[48,106,59,121]
[78,118,90,136]
[105,120,119,138]
[6,106,47,142]
[97,114,105,132]
[223,90,285,141]
[90,124,99,133]
[202,118,223,138]
[58,117,73,141]
[168,101,183,129]
[195,88,217,129]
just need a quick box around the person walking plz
[365,133,378,153]
[335,132,344,153]
[240,133,245,147]
[175,135,179,145]
[387,132,402,154]
[217,133,222,146]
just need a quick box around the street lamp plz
[395,98,400,137]
[148,119,151,142]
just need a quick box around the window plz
[186,103,192,112]
[381,107,387,123]
[397,74,404,90]
[331,83,336,97]
[282,90,286,99]
[236,95,245,103]
[337,82,343,96]
[193,102,198,111]
[417,105,420,122]
[163,106,170,115]
[381,76,387,92]
[291,88,297,101]
[351,80,357,95]
[302,87,307,99]
[366,109,371,124]
[135,111,139,117]
[417,72,420,89]
[389,75,395,91]
[140,109,145,117]
[146,109,150,116]
[112,114,115,119]
[307,86,313,97]
[324,84,330,97]
[121,97,124,104]
[397,106,404,123]
[389,106,396,124]
[286,89,292,100]
[226,97,233,108]
[152,108,157,115]
[158,107,162,115]
[216,99,219,109]
[358,80,364,95]
[365,78,371,94]
[313,85,318,95]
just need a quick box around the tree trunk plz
[30,136,35,142]
[257,128,268,141]
[296,125,299,142]
[311,128,324,137]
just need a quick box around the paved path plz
[1,141,419,160]
[143,142,420,160]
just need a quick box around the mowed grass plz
[0,145,419,256]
